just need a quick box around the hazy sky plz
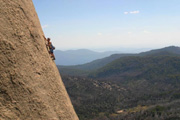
[33,0,180,51]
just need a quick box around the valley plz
[58,46,180,120]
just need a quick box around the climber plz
[43,35,56,60]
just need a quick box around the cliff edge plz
[0,0,79,119]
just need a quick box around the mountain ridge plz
[89,55,180,78]
[58,46,180,76]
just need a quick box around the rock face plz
[0,0,79,120]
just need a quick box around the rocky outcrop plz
[0,0,79,119]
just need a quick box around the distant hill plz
[58,46,180,76]
[89,55,180,79]
[139,46,180,56]
[55,49,119,65]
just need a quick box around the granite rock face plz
[0,0,79,119]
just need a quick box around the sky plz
[32,0,180,52]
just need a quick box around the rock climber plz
[43,35,56,60]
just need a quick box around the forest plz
[58,47,180,120]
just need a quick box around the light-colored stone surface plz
[0,0,79,119]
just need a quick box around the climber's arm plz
[43,35,49,48]
[43,35,46,40]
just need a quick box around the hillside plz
[0,0,78,120]
[55,49,119,65]
[61,55,180,119]
[90,56,180,79]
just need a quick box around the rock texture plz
[0,0,79,119]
